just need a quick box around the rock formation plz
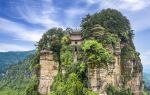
[87,42,143,95]
[38,31,143,95]
[38,50,57,95]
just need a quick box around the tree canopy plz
[81,8,133,42]
[82,40,114,66]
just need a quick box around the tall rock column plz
[38,50,57,95]
[88,66,98,92]
[87,43,122,95]
[113,42,121,86]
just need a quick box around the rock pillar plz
[38,50,57,95]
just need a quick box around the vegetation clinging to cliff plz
[82,40,114,66]
[36,8,140,95]
[0,8,142,95]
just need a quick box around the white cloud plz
[144,51,150,56]
[0,0,66,52]
[0,17,43,42]
[83,0,150,32]
[85,0,100,4]
[65,8,87,18]
[130,14,150,32]
[104,0,150,11]
[85,0,150,11]
[0,43,33,52]
[140,51,150,66]
[64,7,88,28]
[16,0,63,29]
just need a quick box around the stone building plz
[70,32,82,46]
[70,31,82,63]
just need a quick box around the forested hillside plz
[0,54,39,95]
[0,50,34,77]
[144,73,150,90]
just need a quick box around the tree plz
[81,8,132,42]
[81,40,114,67]
[60,45,73,68]
[89,24,105,40]
[37,28,65,72]
[51,73,98,95]
[37,33,49,51]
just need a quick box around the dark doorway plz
[75,46,77,51]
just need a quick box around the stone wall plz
[38,50,58,95]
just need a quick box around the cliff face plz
[38,50,58,95]
[88,42,143,95]
[38,40,143,95]
[122,53,143,95]
[36,8,144,95]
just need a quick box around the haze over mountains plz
[0,50,34,77]
[144,73,150,90]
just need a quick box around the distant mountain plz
[0,50,35,76]
[0,55,39,95]
[143,73,150,91]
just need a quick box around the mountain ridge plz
[0,50,35,77]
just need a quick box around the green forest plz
[0,50,34,77]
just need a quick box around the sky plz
[0,0,150,73]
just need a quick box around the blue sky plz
[0,0,150,73]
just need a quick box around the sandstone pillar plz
[38,50,57,95]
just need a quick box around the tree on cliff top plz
[82,40,114,67]
[81,8,132,42]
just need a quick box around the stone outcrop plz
[123,59,143,95]
[38,32,143,95]
[88,42,143,95]
[38,50,58,95]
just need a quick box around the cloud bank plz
[0,17,43,42]
[0,43,33,52]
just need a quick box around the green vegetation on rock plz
[0,8,143,95]
[82,40,114,66]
